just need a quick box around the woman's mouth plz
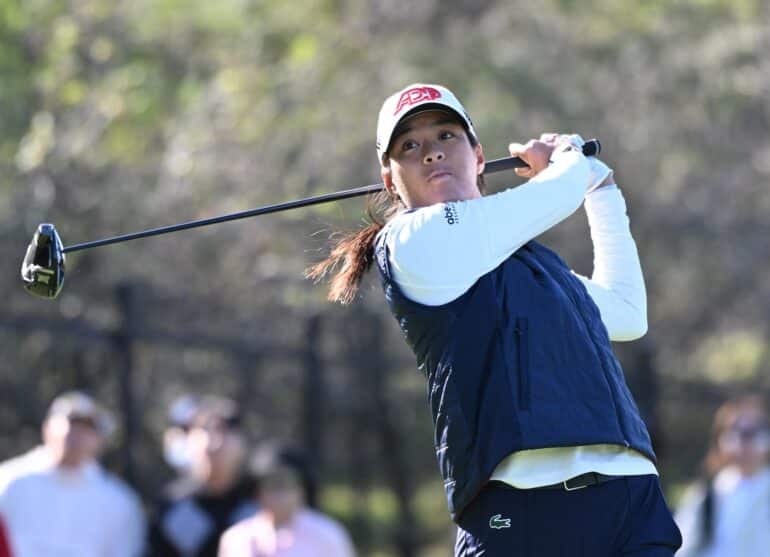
[427,170,452,182]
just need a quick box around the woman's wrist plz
[586,158,614,194]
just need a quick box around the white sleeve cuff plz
[585,158,613,193]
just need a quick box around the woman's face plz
[718,408,770,475]
[382,110,484,208]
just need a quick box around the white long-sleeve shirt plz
[0,449,146,557]
[381,149,657,487]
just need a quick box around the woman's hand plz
[508,133,583,179]
[508,138,554,179]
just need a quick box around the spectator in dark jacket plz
[148,396,256,557]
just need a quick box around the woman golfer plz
[310,83,682,556]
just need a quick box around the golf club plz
[20,139,600,299]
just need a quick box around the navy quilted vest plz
[375,235,655,521]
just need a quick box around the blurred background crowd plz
[1,0,769,555]
[2,391,770,556]
[0,391,356,556]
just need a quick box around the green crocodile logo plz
[489,514,511,529]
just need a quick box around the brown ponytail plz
[305,188,403,305]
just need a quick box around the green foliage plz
[2,0,770,555]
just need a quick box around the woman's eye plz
[440,130,455,140]
[401,139,418,151]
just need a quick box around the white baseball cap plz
[47,391,115,437]
[376,83,478,163]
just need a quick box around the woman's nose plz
[423,145,445,164]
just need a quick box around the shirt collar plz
[52,459,102,481]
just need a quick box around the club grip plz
[483,138,601,175]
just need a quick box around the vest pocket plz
[515,317,530,410]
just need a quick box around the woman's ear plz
[381,166,397,198]
[475,143,485,176]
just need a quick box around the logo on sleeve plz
[443,203,459,225]
[394,86,442,115]
[489,514,511,529]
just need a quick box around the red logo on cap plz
[394,86,442,115]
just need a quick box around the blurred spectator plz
[218,444,355,557]
[148,396,257,557]
[162,394,202,474]
[0,391,145,557]
[0,444,49,494]
[675,394,770,556]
